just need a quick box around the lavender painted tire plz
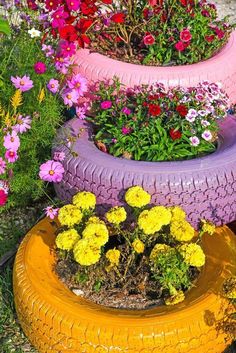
[73,31,236,104]
[54,115,236,227]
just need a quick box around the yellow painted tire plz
[13,218,236,353]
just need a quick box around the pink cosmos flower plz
[42,44,55,57]
[67,74,88,96]
[39,160,65,183]
[5,150,19,163]
[61,89,79,107]
[53,151,65,161]
[13,115,32,134]
[0,189,7,206]
[180,29,192,42]
[202,130,213,141]
[76,106,86,119]
[175,41,185,52]
[51,7,69,29]
[34,61,47,74]
[54,55,71,74]
[47,78,60,94]
[11,75,34,92]
[66,0,80,11]
[101,100,112,109]
[3,131,20,151]
[44,206,59,219]
[60,40,76,57]
[189,136,200,146]
[0,157,6,175]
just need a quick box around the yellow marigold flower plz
[105,249,121,266]
[201,220,216,235]
[58,204,82,227]
[165,290,185,306]
[82,223,109,246]
[151,206,172,225]
[171,206,186,221]
[132,239,145,254]
[72,191,96,211]
[106,206,127,224]
[125,186,151,208]
[150,244,171,262]
[87,216,105,225]
[138,206,171,235]
[223,277,236,299]
[73,239,101,266]
[178,243,205,267]
[56,229,80,251]
[170,220,195,242]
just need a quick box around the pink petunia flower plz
[39,160,65,182]
[189,136,200,146]
[11,75,34,92]
[61,89,79,107]
[101,100,112,109]
[47,78,60,94]
[202,130,213,141]
[122,126,132,135]
[201,120,210,127]
[13,115,32,134]
[53,151,65,161]
[5,150,19,163]
[44,206,59,219]
[51,7,69,29]
[34,61,47,74]
[60,40,76,57]
[67,74,87,96]
[66,0,80,11]
[3,131,20,151]
[122,107,132,115]
[0,189,7,206]
[0,157,6,174]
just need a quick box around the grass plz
[0,205,235,353]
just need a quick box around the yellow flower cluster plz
[82,223,109,247]
[132,239,145,254]
[106,249,121,266]
[178,243,205,267]
[58,204,82,227]
[171,206,186,221]
[170,220,195,242]
[223,277,236,299]
[73,238,101,266]
[106,206,127,224]
[72,191,96,211]
[201,220,216,235]
[56,229,80,251]
[138,206,171,235]
[87,216,105,225]
[125,186,151,208]
[150,244,171,262]
[165,290,185,306]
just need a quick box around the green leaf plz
[0,18,11,36]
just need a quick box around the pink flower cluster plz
[61,73,88,107]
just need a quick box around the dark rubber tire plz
[53,115,236,227]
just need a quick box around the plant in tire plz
[52,186,216,309]
[85,78,229,161]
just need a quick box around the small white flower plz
[189,136,200,146]
[198,110,208,117]
[202,130,213,141]
[201,120,210,127]
[72,289,84,296]
[28,28,41,38]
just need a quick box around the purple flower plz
[3,131,20,151]
[0,157,6,175]
[11,75,34,92]
[122,126,132,135]
[101,100,112,109]
[5,150,19,163]
[13,115,31,134]
[44,206,59,219]
[53,151,65,162]
[67,74,88,96]
[202,130,213,141]
[61,89,79,107]
[122,107,132,115]
[201,120,210,127]
[189,136,200,146]
[47,79,59,94]
[34,61,47,74]
[42,44,54,57]
[39,160,65,183]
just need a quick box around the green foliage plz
[0,18,11,36]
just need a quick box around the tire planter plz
[72,30,236,105]
[13,218,236,353]
[53,115,236,227]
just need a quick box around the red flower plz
[205,34,215,42]
[59,25,78,42]
[27,0,38,10]
[80,0,98,15]
[0,190,7,206]
[175,41,185,52]
[148,104,161,116]
[143,33,155,45]
[110,13,126,24]
[77,19,94,33]
[176,104,188,117]
[77,34,91,48]
[180,29,192,42]
[214,28,225,39]
[101,0,112,3]
[179,0,194,6]
[45,0,61,11]
[169,128,182,140]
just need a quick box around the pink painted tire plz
[73,31,236,104]
[53,115,236,228]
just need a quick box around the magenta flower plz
[13,115,32,134]
[54,55,71,74]
[61,89,79,107]
[39,160,65,183]
[0,157,6,175]
[67,74,88,96]
[60,40,76,57]
[66,0,80,11]
[101,100,112,109]
[53,151,65,162]
[11,75,34,92]
[44,206,59,220]
[51,7,69,29]
[3,131,20,151]
[122,107,132,115]
[122,126,132,135]
[5,150,19,163]
[47,78,60,94]
[34,61,47,74]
